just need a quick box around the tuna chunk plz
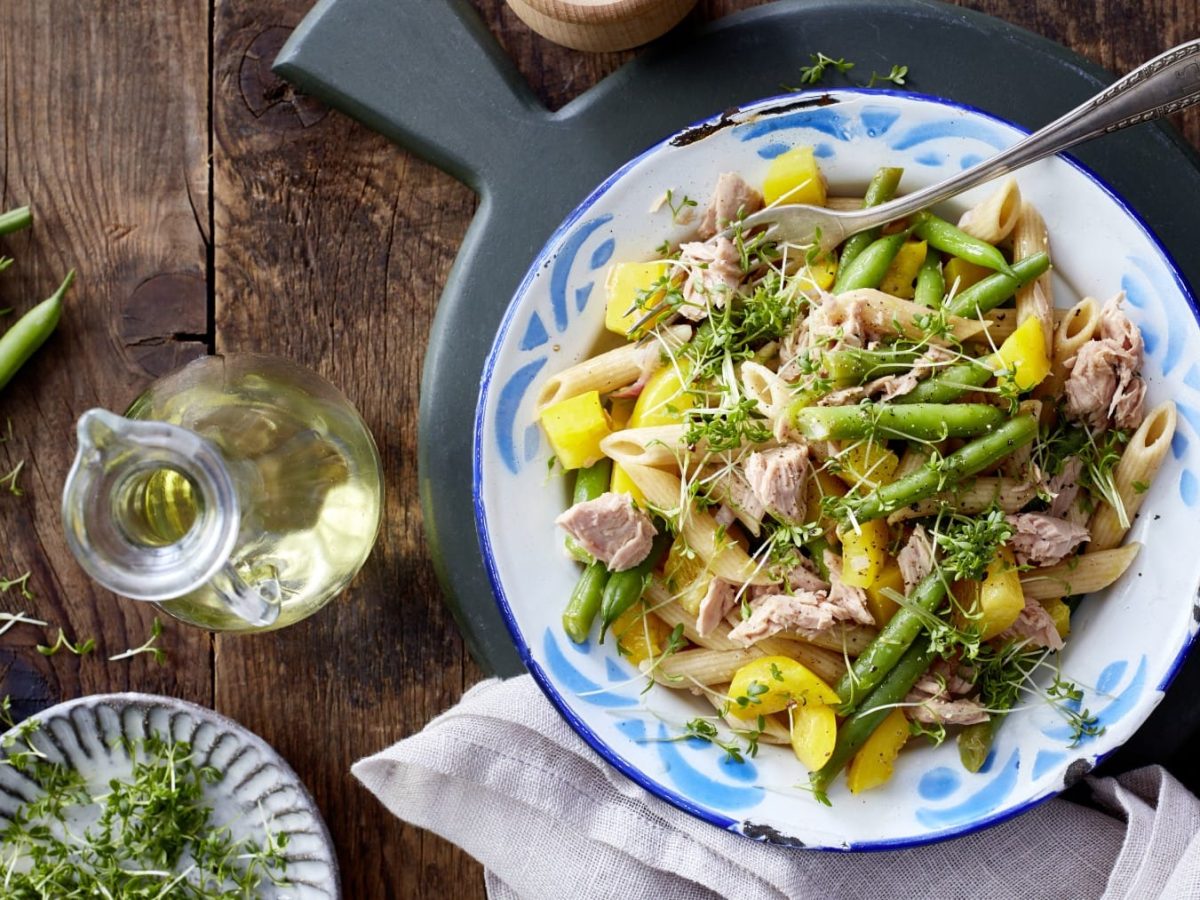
[697,173,763,239]
[696,577,739,637]
[996,595,1065,651]
[1046,457,1083,520]
[823,550,876,626]
[787,559,828,594]
[1064,293,1146,430]
[744,445,809,523]
[905,656,988,726]
[1005,512,1089,568]
[728,591,832,645]
[897,524,934,594]
[676,237,744,321]
[863,346,956,403]
[555,492,656,572]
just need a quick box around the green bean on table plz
[0,269,73,392]
[834,570,947,713]
[839,414,1038,523]
[0,206,32,237]
[793,402,1004,442]
[944,252,1051,318]
[912,211,1013,277]
[837,167,904,272]
[599,531,672,640]
[812,636,936,798]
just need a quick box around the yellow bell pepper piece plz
[763,146,827,207]
[944,257,992,293]
[609,397,635,430]
[605,261,670,337]
[664,535,711,617]
[992,314,1052,391]
[846,708,910,793]
[539,390,611,470]
[611,605,675,667]
[790,702,838,771]
[964,546,1025,640]
[610,464,646,507]
[864,561,905,626]
[728,655,839,720]
[629,360,693,427]
[802,254,839,291]
[1039,596,1071,640]
[838,518,891,589]
[879,240,927,299]
[836,441,899,491]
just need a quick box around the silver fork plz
[631,39,1200,333]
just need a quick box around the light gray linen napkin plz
[352,677,1200,900]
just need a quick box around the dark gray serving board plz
[275,0,1200,781]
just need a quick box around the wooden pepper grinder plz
[505,0,700,52]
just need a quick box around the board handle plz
[274,0,548,190]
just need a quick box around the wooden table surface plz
[0,1,1196,896]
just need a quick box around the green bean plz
[0,207,32,236]
[838,167,904,272]
[0,269,72,392]
[599,531,672,640]
[834,571,946,713]
[841,414,1038,523]
[913,212,1013,276]
[563,561,610,643]
[897,358,993,404]
[565,459,614,561]
[823,347,920,386]
[958,711,1009,773]
[794,402,1004,442]
[944,252,1051,318]
[914,249,944,308]
[832,229,910,294]
[811,636,935,798]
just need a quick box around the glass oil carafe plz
[62,354,383,632]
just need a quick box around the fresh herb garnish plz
[678,714,764,764]
[36,628,95,657]
[108,617,167,664]
[796,52,855,85]
[868,64,909,88]
[932,507,1014,582]
[664,189,698,225]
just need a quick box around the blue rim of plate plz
[472,87,1200,851]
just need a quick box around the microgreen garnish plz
[664,189,698,225]
[0,729,291,895]
[932,507,1014,582]
[796,52,855,85]
[0,458,24,495]
[36,628,95,657]
[677,715,764,764]
[0,570,33,598]
[108,617,167,664]
[868,64,909,88]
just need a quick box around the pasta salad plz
[535,147,1176,803]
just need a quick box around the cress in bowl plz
[474,89,1200,849]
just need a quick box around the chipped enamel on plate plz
[474,89,1200,849]
[0,693,338,894]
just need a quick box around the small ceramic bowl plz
[505,0,699,52]
[0,693,339,895]
[474,89,1200,848]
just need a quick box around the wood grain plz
[1,2,1199,899]
[0,1,212,716]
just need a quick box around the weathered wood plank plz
[210,6,485,898]
[0,1,212,715]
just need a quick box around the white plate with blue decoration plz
[0,693,338,895]
[473,89,1200,849]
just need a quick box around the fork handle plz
[848,39,1200,229]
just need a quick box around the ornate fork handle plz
[835,39,1200,234]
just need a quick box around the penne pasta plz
[779,626,875,657]
[705,686,793,744]
[741,361,792,420]
[825,195,864,211]
[1020,543,1141,601]
[536,324,691,411]
[1011,202,1054,354]
[621,463,775,585]
[1088,402,1177,550]
[971,305,1070,344]
[655,646,762,685]
[886,478,1038,524]
[601,425,689,468]
[958,177,1022,245]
